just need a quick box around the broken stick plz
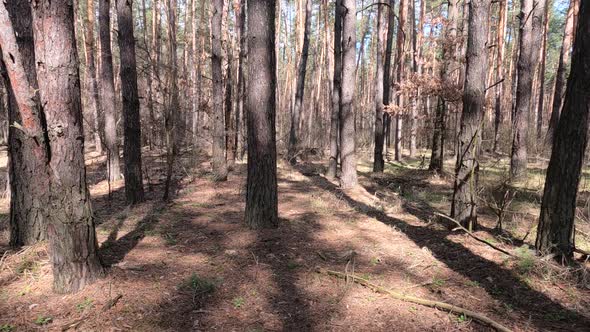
[317,268,513,332]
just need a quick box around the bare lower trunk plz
[450,0,490,231]
[211,0,228,181]
[245,0,278,229]
[339,0,357,189]
[99,0,121,182]
[373,3,387,173]
[31,0,104,293]
[536,2,589,260]
[117,0,145,204]
[327,0,342,179]
[510,0,547,179]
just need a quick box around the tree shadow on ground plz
[297,168,590,332]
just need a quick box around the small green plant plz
[0,324,14,332]
[465,280,479,287]
[76,298,94,312]
[432,276,446,288]
[19,285,32,296]
[457,313,468,323]
[180,274,215,295]
[232,296,245,309]
[163,233,178,246]
[370,257,381,266]
[16,259,38,275]
[286,261,299,270]
[515,245,535,275]
[34,315,52,326]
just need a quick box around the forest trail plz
[1,151,589,331]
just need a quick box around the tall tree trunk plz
[0,1,50,246]
[99,0,121,182]
[394,0,406,162]
[510,0,547,179]
[339,0,357,189]
[429,0,459,172]
[373,3,387,172]
[117,0,145,204]
[546,0,579,146]
[245,0,278,229]
[84,0,103,155]
[211,0,228,181]
[30,0,104,293]
[236,0,247,159]
[287,0,312,165]
[536,3,550,140]
[493,0,508,153]
[383,0,395,160]
[163,0,179,200]
[151,0,161,148]
[536,1,589,260]
[450,0,490,230]
[327,0,342,179]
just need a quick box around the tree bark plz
[546,0,579,146]
[450,0,490,230]
[99,0,121,182]
[211,0,228,181]
[287,0,311,164]
[510,0,547,179]
[536,1,589,260]
[373,3,387,173]
[327,0,342,179]
[493,0,508,153]
[116,0,145,204]
[83,0,102,155]
[429,0,459,173]
[339,0,357,189]
[383,0,395,160]
[536,3,550,140]
[394,0,406,162]
[30,0,104,293]
[163,0,179,201]
[245,0,278,229]
[0,1,50,247]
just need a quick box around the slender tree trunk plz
[245,0,278,229]
[327,0,342,179]
[394,0,406,162]
[429,0,459,172]
[99,0,121,182]
[536,3,550,140]
[237,0,247,159]
[0,1,50,246]
[493,0,508,153]
[117,0,145,204]
[30,0,104,293]
[536,2,589,260]
[84,0,103,155]
[510,0,547,179]
[373,3,387,172]
[211,0,228,181]
[450,0,490,230]
[383,0,395,160]
[163,0,179,200]
[287,0,312,164]
[151,0,161,148]
[339,0,357,189]
[546,0,579,146]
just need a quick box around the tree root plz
[316,267,513,332]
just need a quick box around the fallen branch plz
[317,268,512,332]
[102,294,123,311]
[434,212,514,257]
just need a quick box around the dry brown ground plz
[0,150,589,332]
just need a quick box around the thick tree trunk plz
[536,1,589,260]
[99,0,121,182]
[30,0,104,293]
[339,0,357,189]
[383,0,395,160]
[84,0,103,155]
[394,0,406,162]
[327,0,342,179]
[373,3,387,173]
[546,0,579,146]
[450,0,490,230]
[429,0,459,172]
[287,0,311,164]
[116,0,145,204]
[163,0,179,201]
[245,0,278,229]
[0,1,50,246]
[510,0,547,179]
[211,0,228,181]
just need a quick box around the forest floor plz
[1,147,590,331]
